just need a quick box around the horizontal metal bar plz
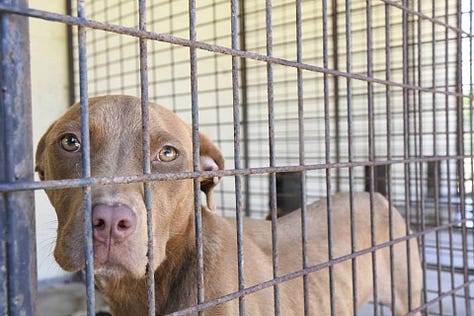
[425,263,474,275]
[380,0,472,38]
[0,4,471,100]
[406,279,474,316]
[1,155,470,193]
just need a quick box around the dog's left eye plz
[158,146,178,162]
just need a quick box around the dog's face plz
[35,95,224,279]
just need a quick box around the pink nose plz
[92,204,137,244]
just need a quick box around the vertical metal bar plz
[295,1,309,315]
[443,1,457,314]
[321,1,335,315]
[138,1,155,315]
[237,0,250,218]
[456,0,471,314]
[76,1,95,315]
[265,1,279,315]
[365,1,378,315]
[230,0,245,314]
[469,0,474,288]
[66,0,76,105]
[431,1,444,313]
[331,0,341,191]
[0,0,36,314]
[119,2,126,95]
[210,3,224,213]
[167,0,177,111]
[415,1,426,315]
[188,0,204,313]
[0,121,6,314]
[345,1,357,315]
[384,3,397,315]
[401,0,414,312]
[469,4,474,309]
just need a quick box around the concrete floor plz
[38,281,109,316]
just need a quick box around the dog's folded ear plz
[35,127,52,181]
[199,132,224,211]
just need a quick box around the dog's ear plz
[199,132,224,211]
[35,128,51,181]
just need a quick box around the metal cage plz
[1,0,473,315]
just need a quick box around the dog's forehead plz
[57,96,184,128]
[49,96,192,147]
[89,96,190,134]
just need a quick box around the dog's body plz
[36,96,421,315]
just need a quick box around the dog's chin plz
[94,263,144,279]
[93,255,147,279]
[54,249,148,279]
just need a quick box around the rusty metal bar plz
[402,1,415,313]
[2,155,470,194]
[237,0,250,219]
[384,3,396,315]
[331,0,341,191]
[295,0,309,315]
[444,1,458,314]
[76,1,95,315]
[187,0,204,313]
[381,0,472,37]
[321,1,335,315]
[138,0,155,315]
[415,1,427,314]
[230,0,245,314]
[430,1,443,313]
[345,0,358,315]
[265,1,280,314]
[456,0,472,314]
[0,0,36,314]
[365,1,379,314]
[407,281,474,316]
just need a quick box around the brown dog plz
[36,95,422,315]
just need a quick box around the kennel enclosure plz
[0,0,473,315]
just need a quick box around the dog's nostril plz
[118,219,131,230]
[94,219,106,229]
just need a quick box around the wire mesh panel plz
[0,0,473,315]
[67,1,473,313]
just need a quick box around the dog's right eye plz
[60,134,81,152]
[157,146,178,162]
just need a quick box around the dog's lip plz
[92,242,143,277]
[94,264,127,277]
[93,256,128,275]
[93,243,124,266]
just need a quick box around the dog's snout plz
[92,204,137,244]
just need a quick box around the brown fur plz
[36,95,422,315]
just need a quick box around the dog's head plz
[35,95,224,279]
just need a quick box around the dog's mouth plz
[91,240,148,279]
[94,264,126,277]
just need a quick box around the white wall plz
[30,0,70,282]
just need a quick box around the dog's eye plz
[158,146,178,162]
[60,134,81,152]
